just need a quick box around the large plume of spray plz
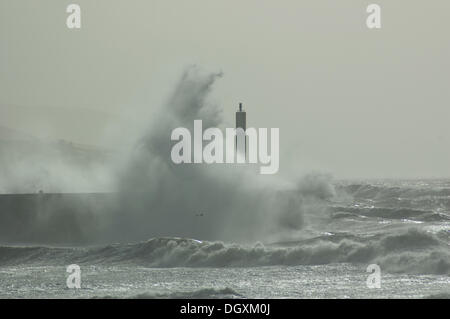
[0,67,336,245]
[110,67,336,243]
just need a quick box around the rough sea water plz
[0,179,449,299]
[0,69,449,298]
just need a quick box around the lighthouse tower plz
[235,102,247,160]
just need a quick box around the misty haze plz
[0,0,449,300]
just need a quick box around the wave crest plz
[1,228,448,275]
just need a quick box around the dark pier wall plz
[0,193,115,245]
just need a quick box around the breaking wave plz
[338,183,450,210]
[340,183,450,199]
[331,206,450,222]
[1,228,448,275]
[130,287,242,299]
[0,67,336,245]
[93,287,241,299]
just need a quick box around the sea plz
[0,179,449,299]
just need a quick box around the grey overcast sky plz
[1,0,449,179]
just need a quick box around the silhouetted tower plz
[235,102,246,159]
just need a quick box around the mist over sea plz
[0,69,449,298]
